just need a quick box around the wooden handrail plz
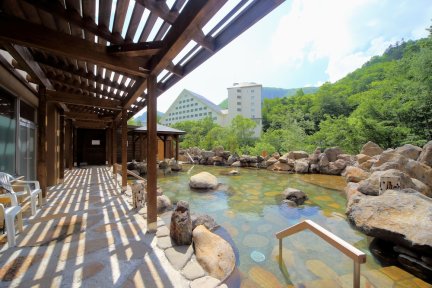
[275,220,366,288]
[113,163,146,181]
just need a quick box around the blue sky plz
[138,0,432,114]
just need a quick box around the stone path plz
[0,167,194,287]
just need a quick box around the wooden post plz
[73,126,77,167]
[67,119,73,170]
[162,135,167,159]
[112,122,117,175]
[132,131,136,160]
[37,88,47,198]
[121,109,128,191]
[175,135,179,161]
[147,75,157,231]
[106,126,112,166]
[59,109,65,181]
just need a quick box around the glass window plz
[237,108,241,112]
[0,89,16,174]
[237,102,241,105]
[237,95,241,99]
[237,89,241,93]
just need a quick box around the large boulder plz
[372,150,409,171]
[360,141,383,157]
[157,195,172,213]
[294,159,310,173]
[405,159,432,189]
[347,189,432,256]
[127,160,138,171]
[201,151,215,159]
[325,159,347,175]
[192,214,219,231]
[193,225,235,281]
[212,146,225,157]
[136,162,147,175]
[343,166,370,183]
[356,154,372,165]
[287,151,309,160]
[268,162,293,172]
[265,157,278,166]
[418,141,432,167]
[357,169,417,196]
[318,153,329,167]
[324,147,342,162]
[189,172,218,190]
[168,158,182,171]
[282,188,308,205]
[396,144,423,160]
[170,201,192,245]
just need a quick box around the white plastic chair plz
[0,190,23,248]
[0,172,43,216]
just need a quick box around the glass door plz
[19,119,36,179]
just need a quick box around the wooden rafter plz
[23,0,124,44]
[149,0,227,76]
[135,0,178,24]
[107,41,164,57]
[2,42,54,90]
[32,53,131,92]
[47,90,122,110]
[0,14,149,77]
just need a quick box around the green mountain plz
[261,35,432,154]
[131,111,165,124]
[218,86,318,109]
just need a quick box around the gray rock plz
[202,151,215,159]
[282,199,297,207]
[282,188,308,205]
[356,153,372,164]
[357,169,416,196]
[294,159,310,173]
[418,141,432,167]
[343,166,370,183]
[157,195,172,213]
[192,214,219,231]
[309,163,320,173]
[324,147,342,162]
[157,236,174,250]
[319,153,329,167]
[347,189,432,256]
[360,141,383,157]
[231,161,241,167]
[396,144,423,160]
[189,172,218,189]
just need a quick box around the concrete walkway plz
[0,167,189,287]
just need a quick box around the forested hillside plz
[218,86,318,108]
[172,30,432,155]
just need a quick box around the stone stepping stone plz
[157,236,174,250]
[242,234,269,248]
[306,259,339,280]
[156,226,170,238]
[164,245,193,270]
[182,260,206,280]
[190,276,220,288]
[248,266,283,288]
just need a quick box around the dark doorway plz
[77,129,106,165]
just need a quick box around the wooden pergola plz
[0,0,284,230]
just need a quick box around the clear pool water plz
[157,164,423,287]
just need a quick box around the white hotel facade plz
[160,82,262,136]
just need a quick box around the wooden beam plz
[114,78,147,122]
[0,14,148,77]
[2,43,54,90]
[121,109,128,190]
[194,30,216,52]
[146,74,157,231]
[149,0,227,76]
[47,91,122,110]
[135,0,178,24]
[33,53,131,92]
[73,121,109,129]
[23,0,124,44]
[65,111,113,122]
[107,41,163,57]
[162,0,285,92]
[37,88,47,198]
[59,110,65,181]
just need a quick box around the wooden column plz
[106,127,112,166]
[175,135,179,161]
[121,109,128,191]
[73,126,77,167]
[162,136,167,159]
[132,132,136,160]
[147,75,157,231]
[37,88,47,198]
[59,109,65,181]
[68,120,73,170]
[112,123,117,175]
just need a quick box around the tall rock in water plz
[189,172,218,189]
[170,201,192,245]
[418,141,432,167]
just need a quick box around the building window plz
[237,102,241,105]
[237,95,241,99]
[195,103,198,106]
[204,107,207,110]
[213,117,217,120]
[237,89,241,93]
[195,114,198,117]
[251,89,254,92]
[237,108,241,112]
[199,108,202,110]
[199,113,202,116]
[204,112,207,115]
